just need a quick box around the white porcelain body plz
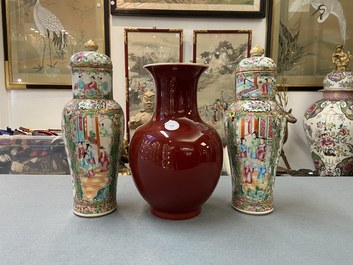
[303,91,353,176]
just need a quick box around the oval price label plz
[164,120,180,131]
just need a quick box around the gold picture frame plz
[2,0,110,89]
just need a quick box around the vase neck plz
[323,90,353,100]
[145,64,207,120]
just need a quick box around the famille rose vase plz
[303,46,353,176]
[129,63,223,220]
[62,40,124,217]
[225,45,286,215]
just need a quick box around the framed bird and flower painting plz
[270,0,353,88]
[1,0,110,89]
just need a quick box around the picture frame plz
[111,0,266,18]
[193,29,252,143]
[1,0,110,89]
[269,0,353,89]
[124,28,183,140]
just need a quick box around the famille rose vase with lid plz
[225,45,286,215]
[129,63,223,220]
[303,45,353,176]
[62,40,124,217]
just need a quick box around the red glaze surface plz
[129,63,223,220]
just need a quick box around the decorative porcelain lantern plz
[62,40,125,217]
[225,45,286,214]
[303,45,353,176]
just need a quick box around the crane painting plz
[23,0,68,72]
[4,0,107,88]
[271,0,352,87]
[289,0,347,43]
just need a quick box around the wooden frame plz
[193,30,252,143]
[111,0,266,18]
[1,0,110,89]
[269,0,353,89]
[124,28,183,140]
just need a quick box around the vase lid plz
[322,71,353,91]
[234,45,277,100]
[69,40,112,69]
[236,44,276,73]
[322,45,353,91]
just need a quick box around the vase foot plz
[232,205,274,215]
[150,208,201,220]
[73,206,117,218]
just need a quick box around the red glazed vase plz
[129,63,223,220]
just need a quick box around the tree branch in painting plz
[277,21,306,73]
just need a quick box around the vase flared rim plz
[144,62,208,69]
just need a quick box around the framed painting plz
[124,28,183,140]
[111,0,266,18]
[2,0,110,89]
[270,0,353,89]
[193,30,252,143]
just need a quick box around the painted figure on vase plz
[86,144,96,165]
[250,131,259,159]
[243,161,254,184]
[99,123,109,137]
[98,146,110,172]
[239,138,249,158]
[77,75,85,94]
[98,77,109,96]
[78,142,85,159]
[257,162,267,184]
[257,138,267,161]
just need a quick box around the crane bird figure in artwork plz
[24,0,67,72]
[289,0,346,43]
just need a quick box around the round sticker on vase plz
[164,120,180,131]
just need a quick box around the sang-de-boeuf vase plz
[129,63,223,220]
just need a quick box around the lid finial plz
[332,44,352,71]
[84,40,98,51]
[250,44,265,57]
